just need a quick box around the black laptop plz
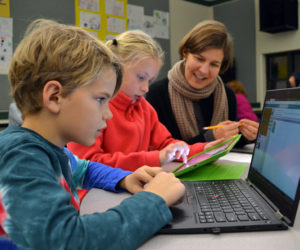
[160,87,300,234]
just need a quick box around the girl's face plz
[183,48,224,89]
[121,58,161,102]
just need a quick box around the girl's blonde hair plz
[178,20,233,74]
[9,19,122,118]
[106,30,164,66]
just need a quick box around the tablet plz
[172,134,241,177]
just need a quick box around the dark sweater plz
[146,77,249,147]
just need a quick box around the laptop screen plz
[249,87,300,225]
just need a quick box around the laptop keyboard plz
[191,180,269,223]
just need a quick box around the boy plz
[0,19,184,249]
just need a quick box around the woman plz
[146,20,258,146]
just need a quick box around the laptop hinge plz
[247,180,283,215]
[247,180,292,225]
[274,210,283,220]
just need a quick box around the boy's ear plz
[43,80,63,113]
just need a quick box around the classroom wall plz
[169,0,213,66]
[0,0,75,112]
[254,0,300,105]
[214,0,256,103]
[128,0,169,82]
[0,0,170,112]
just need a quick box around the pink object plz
[235,93,258,121]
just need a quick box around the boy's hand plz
[119,166,163,194]
[144,171,185,207]
[159,142,190,165]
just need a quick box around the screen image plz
[251,99,300,200]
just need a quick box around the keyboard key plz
[214,212,226,222]
[225,213,238,222]
[238,214,249,221]
[248,213,261,221]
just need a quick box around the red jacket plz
[68,91,206,171]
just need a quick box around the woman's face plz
[183,48,224,89]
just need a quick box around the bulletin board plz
[75,0,128,41]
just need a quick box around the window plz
[266,50,300,90]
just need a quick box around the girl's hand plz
[204,138,225,150]
[159,142,190,165]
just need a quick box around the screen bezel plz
[248,87,300,226]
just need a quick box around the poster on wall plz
[127,4,144,30]
[0,0,10,17]
[75,0,127,41]
[0,17,12,75]
[153,10,169,39]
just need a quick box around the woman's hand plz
[212,120,240,140]
[239,119,259,141]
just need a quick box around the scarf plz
[168,60,228,141]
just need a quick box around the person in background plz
[67,30,222,199]
[226,80,258,122]
[0,19,185,250]
[288,70,300,87]
[8,102,23,126]
[146,20,259,146]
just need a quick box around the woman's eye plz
[211,63,220,68]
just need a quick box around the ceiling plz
[185,0,234,7]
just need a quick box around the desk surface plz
[80,153,300,250]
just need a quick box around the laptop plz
[159,87,300,234]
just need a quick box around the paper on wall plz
[0,17,13,75]
[127,4,144,30]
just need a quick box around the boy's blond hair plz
[106,30,164,66]
[178,20,233,74]
[9,19,122,118]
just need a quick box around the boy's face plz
[121,58,161,102]
[58,68,116,146]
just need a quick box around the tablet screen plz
[174,139,235,173]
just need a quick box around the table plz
[80,152,300,250]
